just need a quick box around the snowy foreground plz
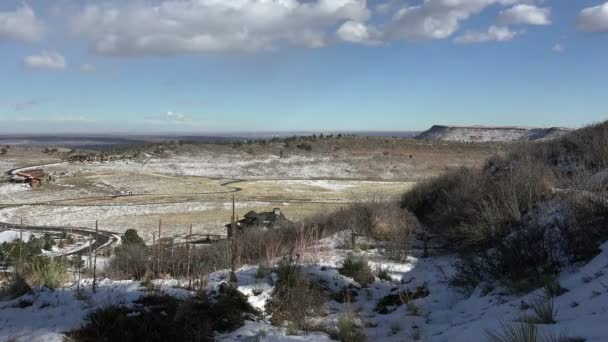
[1,234,607,342]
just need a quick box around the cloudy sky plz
[0,0,607,133]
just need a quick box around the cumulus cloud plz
[454,25,518,44]
[70,0,370,56]
[576,2,608,32]
[79,64,97,73]
[383,0,527,42]
[498,4,551,25]
[22,51,66,70]
[0,4,45,42]
[336,21,380,44]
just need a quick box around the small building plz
[226,208,292,238]
[11,169,48,188]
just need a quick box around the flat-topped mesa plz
[416,125,572,142]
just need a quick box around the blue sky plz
[0,0,607,133]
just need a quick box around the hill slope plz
[417,125,571,142]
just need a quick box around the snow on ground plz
[0,279,144,342]
[1,233,607,341]
[41,155,364,180]
[0,183,30,198]
[0,201,271,228]
[0,230,32,243]
[41,239,92,258]
[219,235,608,341]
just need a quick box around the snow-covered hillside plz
[1,232,606,341]
[417,125,571,143]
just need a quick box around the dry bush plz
[0,273,31,300]
[266,254,326,331]
[401,122,608,288]
[402,156,554,252]
[111,244,149,280]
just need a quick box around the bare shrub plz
[556,193,608,263]
[403,155,554,252]
[111,244,149,280]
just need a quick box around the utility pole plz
[187,223,192,288]
[18,218,23,273]
[229,196,238,286]
[93,220,98,294]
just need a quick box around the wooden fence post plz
[158,218,162,275]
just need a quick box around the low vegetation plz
[339,254,375,286]
[70,284,258,342]
[265,253,326,332]
[403,121,608,289]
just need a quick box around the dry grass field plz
[0,137,499,242]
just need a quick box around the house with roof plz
[10,169,49,188]
[226,208,292,238]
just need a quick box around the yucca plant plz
[542,280,567,299]
[486,321,574,342]
[524,299,557,324]
[30,257,68,289]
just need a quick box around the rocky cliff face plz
[416,125,571,142]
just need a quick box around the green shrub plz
[339,254,374,286]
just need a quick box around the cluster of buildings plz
[10,169,49,188]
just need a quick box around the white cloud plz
[552,43,564,53]
[70,0,370,56]
[0,4,45,42]
[382,0,526,42]
[164,111,187,121]
[454,25,518,44]
[499,4,551,25]
[79,64,97,73]
[22,51,66,70]
[336,21,380,44]
[576,2,608,32]
[146,111,191,123]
